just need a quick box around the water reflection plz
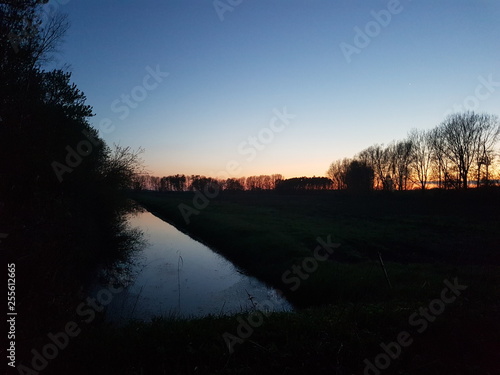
[98,210,292,322]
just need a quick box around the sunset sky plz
[50,0,500,178]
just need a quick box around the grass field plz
[130,189,500,308]
[49,189,500,374]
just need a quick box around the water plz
[98,210,292,322]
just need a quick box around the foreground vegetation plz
[40,189,498,374]
[1,3,144,371]
[53,300,498,374]
[57,189,489,374]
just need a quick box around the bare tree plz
[408,129,433,190]
[327,158,350,190]
[357,145,392,190]
[1,3,69,70]
[428,126,450,188]
[103,145,146,190]
[439,112,499,189]
[1,2,70,117]
[326,161,337,187]
[388,140,413,190]
[270,174,283,189]
[32,11,69,68]
[475,114,500,187]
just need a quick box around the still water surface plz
[100,210,292,322]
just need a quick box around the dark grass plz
[130,189,500,309]
[50,300,499,375]
[27,189,500,374]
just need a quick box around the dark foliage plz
[275,176,333,191]
[1,2,143,361]
[345,160,374,193]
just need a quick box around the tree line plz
[133,174,335,192]
[328,112,500,191]
[133,174,284,191]
[140,111,500,195]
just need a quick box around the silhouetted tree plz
[1,1,146,352]
[439,112,499,189]
[408,129,433,190]
[428,126,450,189]
[1,0,145,278]
[189,176,220,192]
[345,160,374,193]
[275,177,333,191]
[245,175,275,190]
[388,140,413,190]
[160,174,187,191]
[327,158,350,190]
[225,178,244,191]
[474,115,499,187]
[357,145,392,190]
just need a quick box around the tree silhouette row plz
[328,112,500,190]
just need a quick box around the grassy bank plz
[40,189,499,374]
[51,293,498,374]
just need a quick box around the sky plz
[45,0,500,179]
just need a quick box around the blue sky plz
[47,0,500,178]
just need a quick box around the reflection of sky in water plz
[100,211,292,323]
